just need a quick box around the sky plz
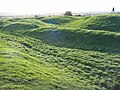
[0,0,120,15]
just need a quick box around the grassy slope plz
[0,14,120,90]
[62,14,120,32]
[0,33,81,90]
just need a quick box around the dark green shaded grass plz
[41,16,78,24]
[4,23,38,31]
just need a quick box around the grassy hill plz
[0,13,120,90]
[62,14,120,32]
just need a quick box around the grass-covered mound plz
[41,16,77,24]
[0,13,120,90]
[62,14,120,32]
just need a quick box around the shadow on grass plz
[24,29,120,54]
[3,23,38,32]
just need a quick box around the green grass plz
[0,13,120,90]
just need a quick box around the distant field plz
[0,13,120,90]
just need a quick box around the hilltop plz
[0,13,120,90]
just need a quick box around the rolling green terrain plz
[0,14,120,90]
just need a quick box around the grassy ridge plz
[0,14,120,90]
[62,14,120,32]
[22,28,120,53]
